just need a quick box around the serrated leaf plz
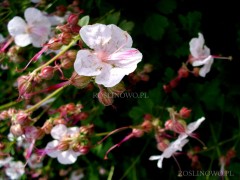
[105,11,120,24]
[78,15,90,26]
[144,14,169,40]
[179,11,202,34]
[157,0,177,14]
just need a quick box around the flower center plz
[96,51,108,62]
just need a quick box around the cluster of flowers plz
[0,0,233,179]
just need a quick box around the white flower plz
[28,153,43,169]
[7,7,51,47]
[5,161,25,180]
[0,157,13,167]
[189,33,214,77]
[45,124,81,165]
[149,136,189,168]
[179,117,205,140]
[74,24,142,87]
[8,133,26,148]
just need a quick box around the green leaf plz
[144,13,169,40]
[78,15,90,26]
[157,0,177,14]
[119,20,135,32]
[105,11,120,24]
[179,11,202,34]
[129,107,145,122]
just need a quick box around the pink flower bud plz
[75,112,89,120]
[66,50,77,60]
[59,32,73,45]
[10,124,24,136]
[70,25,81,34]
[78,145,90,155]
[61,58,74,69]
[67,14,79,25]
[157,140,169,152]
[41,120,53,134]
[132,129,144,138]
[143,114,152,121]
[70,72,92,88]
[140,74,149,82]
[56,24,72,33]
[79,124,94,135]
[163,84,172,93]
[179,107,191,119]
[169,77,181,88]
[16,111,30,125]
[141,120,152,132]
[48,38,63,50]
[17,75,33,98]
[193,67,200,77]
[98,88,114,106]
[178,67,189,78]
[0,110,10,120]
[39,66,55,80]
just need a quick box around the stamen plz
[212,55,232,61]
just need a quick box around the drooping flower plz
[5,161,25,180]
[45,124,81,164]
[74,24,143,87]
[189,33,214,77]
[7,7,51,47]
[149,136,189,168]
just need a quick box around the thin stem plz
[107,166,115,180]
[0,101,20,111]
[25,85,67,113]
[31,35,80,75]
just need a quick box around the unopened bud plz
[48,38,63,50]
[163,84,172,93]
[70,72,92,88]
[178,67,189,78]
[56,24,72,33]
[39,66,55,80]
[143,114,152,121]
[0,111,9,120]
[132,129,144,138]
[140,74,149,82]
[157,140,169,152]
[66,50,77,60]
[193,68,200,77]
[75,112,89,120]
[141,120,152,132]
[67,14,79,25]
[42,120,53,134]
[78,145,90,154]
[10,124,24,136]
[70,25,81,34]
[179,107,191,119]
[61,58,74,69]
[107,82,125,96]
[16,111,30,125]
[59,32,73,45]
[169,77,181,88]
[79,124,94,135]
[98,88,113,106]
[17,75,32,97]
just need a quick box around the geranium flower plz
[179,117,205,140]
[189,33,214,77]
[74,24,143,87]
[45,124,81,165]
[5,161,25,180]
[149,136,189,168]
[7,7,51,47]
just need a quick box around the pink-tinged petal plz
[67,127,79,136]
[30,29,50,47]
[24,8,45,25]
[7,16,27,36]
[51,124,68,140]
[186,117,205,134]
[45,140,59,158]
[149,155,161,161]
[47,15,65,26]
[192,55,213,66]
[80,24,112,50]
[57,150,78,164]
[199,59,214,77]
[107,48,142,69]
[189,33,205,58]
[74,50,103,76]
[95,64,126,87]
[14,34,31,47]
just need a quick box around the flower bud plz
[10,124,24,136]
[59,32,73,45]
[39,66,55,80]
[70,72,92,88]
[163,84,172,93]
[169,77,181,88]
[0,110,9,120]
[16,111,30,125]
[193,67,200,77]
[107,82,125,96]
[179,107,191,119]
[143,114,152,121]
[178,67,189,78]
[70,25,81,34]
[67,14,79,25]
[41,120,53,134]
[141,120,152,132]
[56,24,72,33]
[143,64,153,73]
[60,58,74,69]
[132,129,144,138]
[78,145,90,155]
[17,75,32,97]
[75,112,89,120]
[48,38,63,50]
[140,74,149,82]
[98,88,114,106]
[157,140,169,152]
[66,50,77,60]
[79,124,94,135]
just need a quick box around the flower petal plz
[149,155,161,161]
[74,50,103,76]
[192,55,213,66]
[67,127,79,136]
[57,150,78,164]
[7,16,27,36]
[14,34,31,47]
[199,59,214,77]
[157,156,164,168]
[95,64,126,87]
[45,140,59,158]
[189,33,205,58]
[186,117,205,134]
[51,124,68,140]
[24,8,45,25]
[80,24,112,50]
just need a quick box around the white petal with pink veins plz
[45,140,59,158]
[51,124,68,140]
[57,150,78,164]
[7,17,27,36]
[14,34,31,47]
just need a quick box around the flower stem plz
[25,85,66,113]
[0,101,20,111]
[31,35,80,76]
